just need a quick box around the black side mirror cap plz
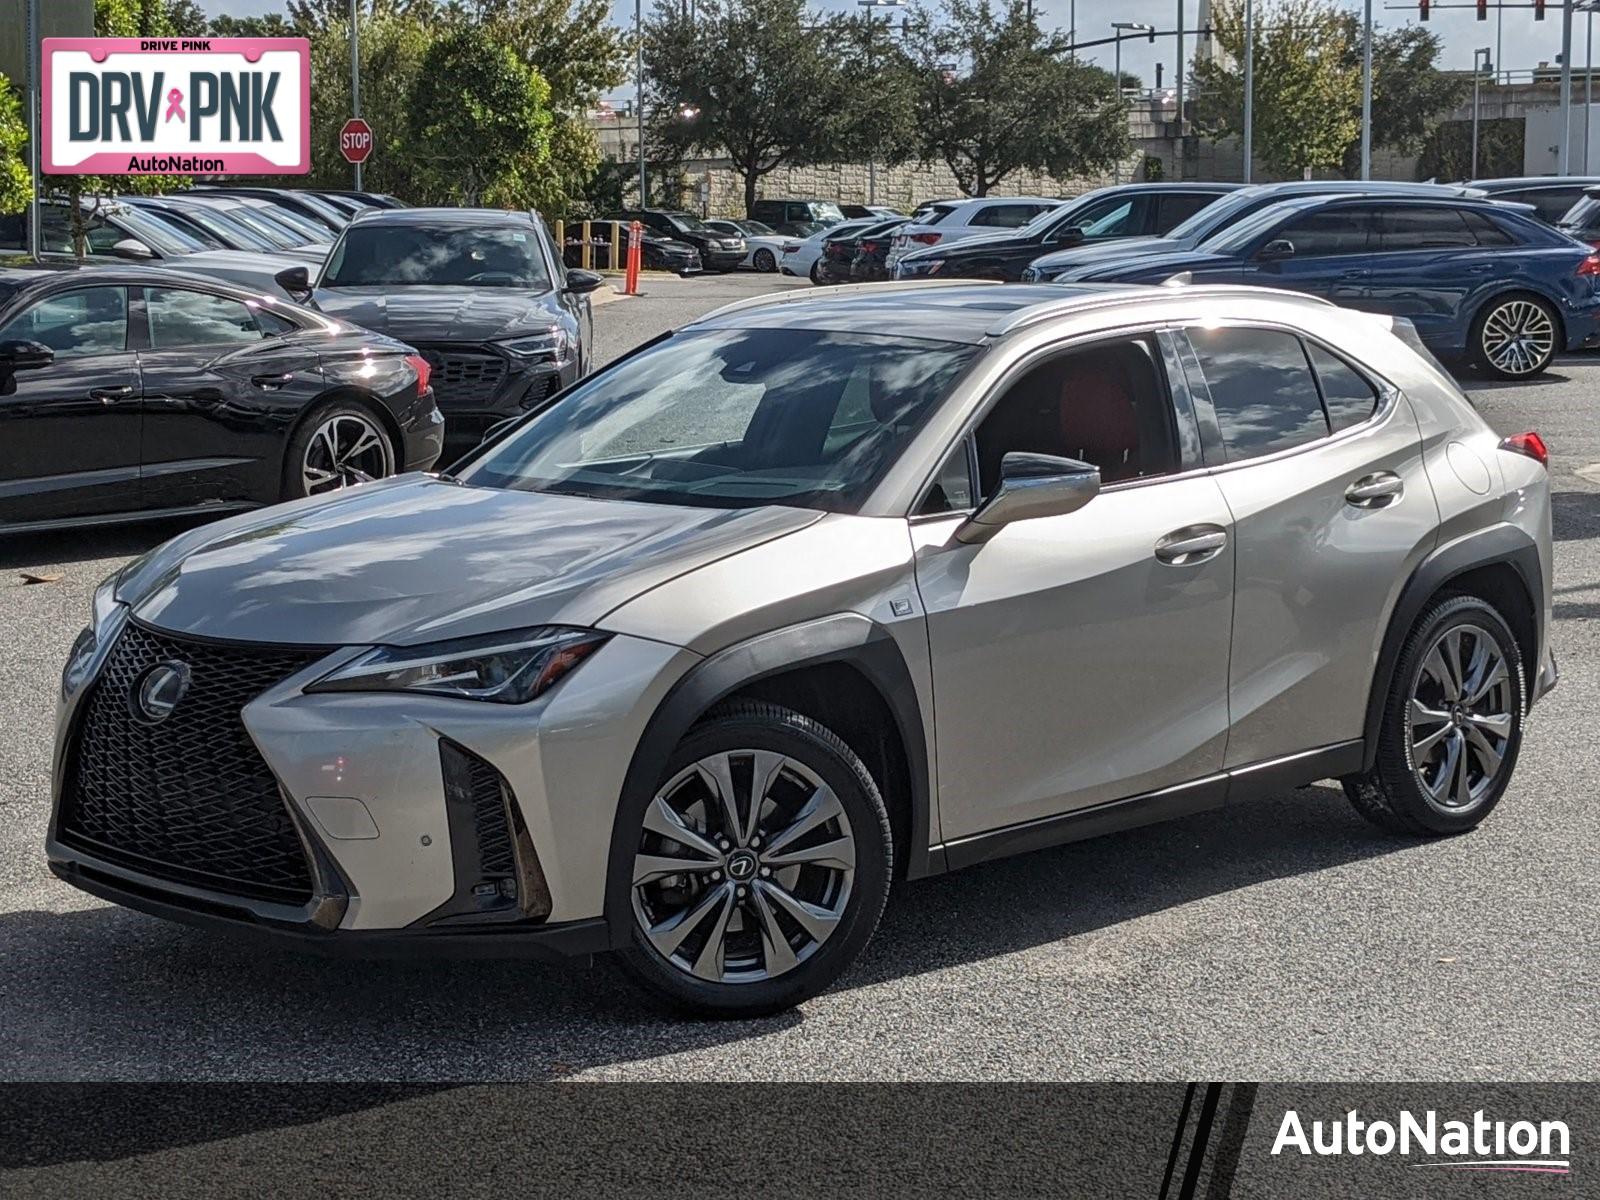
[1257,238,1296,262]
[563,268,606,295]
[274,265,314,300]
[0,338,54,371]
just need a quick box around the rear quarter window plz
[1186,326,1329,461]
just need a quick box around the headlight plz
[63,571,124,696]
[500,329,572,361]
[306,626,608,704]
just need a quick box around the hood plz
[1062,249,1233,283]
[117,476,821,647]
[309,285,559,342]
[1028,235,1175,276]
[175,249,323,297]
[922,229,1037,259]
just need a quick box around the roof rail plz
[985,283,1336,337]
[689,278,1001,326]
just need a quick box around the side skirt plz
[936,740,1365,873]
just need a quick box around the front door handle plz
[252,372,293,390]
[89,385,134,404]
[1345,471,1404,508]
[1155,525,1228,565]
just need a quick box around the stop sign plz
[340,118,373,165]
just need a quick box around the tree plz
[210,13,299,37]
[900,0,1126,196]
[407,27,554,206]
[644,0,846,215]
[1193,0,1360,178]
[825,13,921,173]
[0,74,31,217]
[1334,20,1466,178]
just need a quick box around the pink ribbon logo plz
[164,88,185,123]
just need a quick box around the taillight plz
[861,241,879,253]
[404,353,431,397]
[1579,254,1600,276]
[1500,430,1549,467]
[910,232,941,245]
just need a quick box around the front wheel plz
[1343,595,1525,836]
[617,702,893,1017]
[1472,293,1559,379]
[281,401,396,500]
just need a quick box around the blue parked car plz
[1022,181,1491,284]
[1050,194,1600,379]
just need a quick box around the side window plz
[1528,188,1580,223]
[1275,209,1378,256]
[1308,344,1380,433]
[1156,192,1220,231]
[1187,327,1328,462]
[973,336,1179,495]
[1379,208,1478,251]
[971,204,1036,229]
[144,287,266,349]
[918,442,975,515]
[1069,196,1144,238]
[0,287,127,358]
[1463,209,1516,247]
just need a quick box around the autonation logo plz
[1272,1109,1571,1175]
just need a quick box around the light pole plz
[636,0,646,206]
[1561,0,1575,175]
[1174,0,1184,137]
[858,0,906,206]
[1582,0,1600,172]
[1472,47,1493,179]
[349,0,362,190]
[1111,22,1154,185]
[1359,0,1373,179]
[1243,0,1254,182]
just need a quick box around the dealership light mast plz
[1359,0,1373,179]
[350,0,362,190]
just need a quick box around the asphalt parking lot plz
[1,271,1597,1082]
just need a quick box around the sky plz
[206,0,1595,91]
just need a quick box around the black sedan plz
[279,207,603,460]
[0,265,442,533]
[603,209,746,271]
[893,182,1241,282]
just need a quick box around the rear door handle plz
[251,372,293,390]
[1155,525,1228,565]
[89,385,133,403]
[1345,472,1404,508]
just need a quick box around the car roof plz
[1467,176,1600,189]
[688,279,1342,344]
[0,262,282,295]
[1238,180,1487,198]
[344,207,535,227]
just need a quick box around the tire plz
[753,248,776,272]
[616,701,893,1017]
[1342,595,1526,836]
[1471,292,1560,380]
[281,399,397,501]
[809,260,824,285]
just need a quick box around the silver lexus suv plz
[48,281,1556,1016]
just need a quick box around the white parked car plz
[886,196,1064,269]
[778,218,881,282]
[704,219,790,272]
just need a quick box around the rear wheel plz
[753,248,776,272]
[1343,595,1525,836]
[281,401,396,501]
[809,260,824,285]
[617,702,892,1016]
[1472,293,1559,379]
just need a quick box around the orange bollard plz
[624,220,642,294]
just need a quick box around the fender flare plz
[602,613,935,949]
[1359,522,1542,774]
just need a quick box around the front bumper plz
[698,248,747,271]
[48,614,700,955]
[414,342,578,461]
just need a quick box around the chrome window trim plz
[0,283,133,360]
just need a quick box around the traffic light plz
[1419,0,1429,20]
[1536,0,1545,19]
[1477,0,1487,18]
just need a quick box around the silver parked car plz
[48,281,1556,1016]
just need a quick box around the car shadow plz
[2,782,1411,1098]
[0,517,204,572]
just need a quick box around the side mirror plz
[1052,224,1086,246]
[956,452,1101,545]
[111,238,154,261]
[1257,238,1296,263]
[564,268,605,295]
[0,339,54,372]
[274,265,314,301]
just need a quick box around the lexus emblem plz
[131,662,191,724]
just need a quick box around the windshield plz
[1018,200,1080,237]
[737,220,775,235]
[665,212,709,232]
[1561,194,1600,228]
[1166,191,1262,242]
[109,206,207,255]
[322,223,552,288]
[460,328,979,512]
[173,205,277,251]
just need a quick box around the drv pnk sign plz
[42,38,310,175]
